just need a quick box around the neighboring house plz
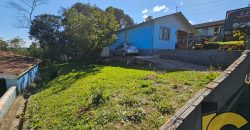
[224,6,250,41]
[193,6,250,41]
[110,12,199,55]
[193,20,225,38]
[0,51,40,94]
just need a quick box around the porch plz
[176,30,206,50]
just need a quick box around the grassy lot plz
[26,63,220,130]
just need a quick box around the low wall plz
[160,50,242,67]
[0,86,16,125]
[161,50,250,130]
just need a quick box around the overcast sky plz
[0,0,249,47]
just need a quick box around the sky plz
[0,0,249,47]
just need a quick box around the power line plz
[180,0,250,16]
[181,0,225,8]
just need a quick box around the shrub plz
[203,43,220,50]
[157,102,174,114]
[119,97,139,107]
[91,89,107,107]
[203,41,245,50]
[124,108,146,123]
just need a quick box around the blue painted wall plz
[153,20,177,50]
[111,23,154,50]
[17,65,39,90]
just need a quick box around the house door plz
[0,78,7,97]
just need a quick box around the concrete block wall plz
[161,50,250,130]
[160,50,242,67]
[0,86,16,125]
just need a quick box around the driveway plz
[135,56,209,71]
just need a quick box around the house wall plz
[153,15,196,51]
[110,24,154,51]
[153,19,177,50]
[17,65,39,90]
[3,64,39,91]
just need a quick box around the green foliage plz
[62,3,119,60]
[157,102,174,114]
[26,65,220,129]
[105,6,135,28]
[8,36,25,48]
[0,38,8,50]
[30,14,62,60]
[204,41,245,50]
[203,43,220,49]
[124,108,146,123]
[28,42,42,58]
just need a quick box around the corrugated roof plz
[193,20,225,29]
[0,51,40,76]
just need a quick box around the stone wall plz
[160,50,243,67]
[0,86,16,125]
[160,50,250,130]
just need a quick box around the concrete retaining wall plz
[0,86,16,125]
[159,50,242,67]
[161,50,250,130]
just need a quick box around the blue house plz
[0,51,40,93]
[110,12,199,55]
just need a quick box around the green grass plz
[26,64,220,130]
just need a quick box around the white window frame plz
[160,27,171,41]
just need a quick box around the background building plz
[110,12,198,55]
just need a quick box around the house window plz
[160,27,171,41]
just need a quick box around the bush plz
[91,89,108,107]
[203,43,220,50]
[119,96,139,107]
[124,108,146,123]
[157,102,174,114]
[203,41,245,50]
[219,41,245,50]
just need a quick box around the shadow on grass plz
[100,61,187,73]
[31,63,103,95]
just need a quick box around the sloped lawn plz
[26,64,220,129]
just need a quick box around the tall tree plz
[0,38,8,50]
[63,3,119,59]
[29,14,62,59]
[105,6,135,28]
[8,37,25,48]
[28,42,42,58]
[9,0,47,28]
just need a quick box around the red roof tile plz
[0,51,40,76]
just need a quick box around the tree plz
[8,37,25,48]
[9,0,47,28]
[0,38,8,50]
[29,14,62,60]
[28,42,42,58]
[145,16,153,22]
[105,6,135,28]
[63,3,119,60]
